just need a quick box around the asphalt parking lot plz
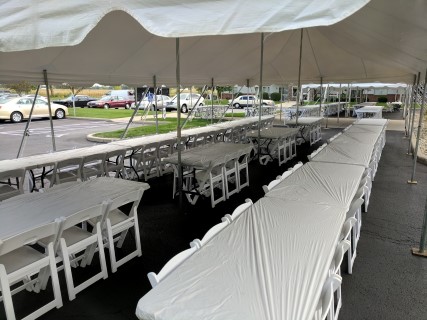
[0,118,128,160]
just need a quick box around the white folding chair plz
[104,149,126,178]
[313,274,342,320]
[262,178,281,194]
[147,246,198,288]
[237,153,250,191]
[134,142,160,181]
[346,198,364,275]
[0,220,63,320]
[329,240,351,320]
[102,188,144,273]
[223,156,239,199]
[81,153,106,180]
[222,198,253,223]
[190,221,229,249]
[195,163,226,208]
[48,157,83,186]
[0,168,25,201]
[56,203,109,301]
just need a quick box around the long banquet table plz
[0,177,149,240]
[136,197,346,320]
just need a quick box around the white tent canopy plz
[0,0,425,86]
[302,83,408,89]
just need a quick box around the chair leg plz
[0,265,16,320]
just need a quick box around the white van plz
[104,90,135,100]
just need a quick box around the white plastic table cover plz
[213,115,274,129]
[265,162,364,209]
[0,143,126,174]
[336,131,380,147]
[284,117,323,126]
[164,142,253,169]
[355,118,388,127]
[110,132,182,149]
[354,106,383,119]
[246,127,300,139]
[0,177,149,240]
[136,197,346,320]
[310,138,375,168]
[345,124,385,135]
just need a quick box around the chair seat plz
[108,209,129,226]
[0,246,46,274]
[0,185,19,200]
[61,226,93,247]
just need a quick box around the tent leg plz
[295,29,303,126]
[412,191,427,257]
[176,38,183,209]
[153,75,158,134]
[43,70,56,152]
[17,85,40,158]
[257,33,264,160]
[337,84,341,123]
[407,72,420,155]
[408,68,427,184]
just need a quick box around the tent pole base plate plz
[406,153,413,156]
[411,248,427,257]
[407,180,418,184]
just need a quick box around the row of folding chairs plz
[147,199,253,288]
[0,188,144,320]
[174,151,250,208]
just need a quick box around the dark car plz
[87,95,134,109]
[53,95,98,108]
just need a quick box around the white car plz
[165,93,205,113]
[228,95,275,108]
[0,96,68,123]
[131,95,172,110]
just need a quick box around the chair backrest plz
[0,168,26,200]
[61,202,109,231]
[191,221,229,249]
[319,274,342,320]
[81,153,106,179]
[107,188,144,216]
[340,217,357,241]
[104,148,126,176]
[52,157,83,185]
[331,239,351,274]
[147,246,198,288]
[0,219,62,256]
[222,198,252,223]
[262,178,281,194]
[347,198,364,219]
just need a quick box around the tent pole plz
[43,70,56,152]
[176,38,183,208]
[408,72,420,155]
[405,75,417,138]
[211,78,214,124]
[153,75,158,134]
[17,85,40,158]
[412,193,427,257]
[347,83,351,118]
[295,29,303,126]
[319,77,323,117]
[337,84,341,123]
[408,69,427,184]
[257,33,264,160]
[325,84,329,128]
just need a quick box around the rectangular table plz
[283,117,323,145]
[136,197,346,320]
[265,162,365,209]
[0,177,149,240]
[164,142,253,206]
[354,106,383,119]
[246,127,299,165]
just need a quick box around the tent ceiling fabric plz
[0,0,425,86]
[0,0,369,51]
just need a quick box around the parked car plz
[53,95,97,108]
[165,93,205,113]
[87,96,134,109]
[228,95,275,108]
[131,95,172,110]
[0,96,68,123]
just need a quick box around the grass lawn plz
[69,108,158,119]
[94,118,228,138]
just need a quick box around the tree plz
[7,81,33,95]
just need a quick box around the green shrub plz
[262,92,270,100]
[270,92,281,101]
[377,96,388,103]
